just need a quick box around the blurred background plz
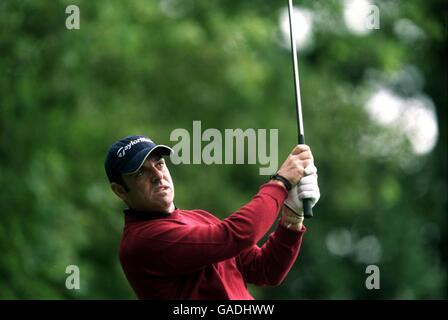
[0,0,446,299]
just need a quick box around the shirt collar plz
[123,207,177,221]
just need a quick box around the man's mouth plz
[155,185,170,192]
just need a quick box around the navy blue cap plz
[105,135,173,183]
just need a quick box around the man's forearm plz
[237,211,306,286]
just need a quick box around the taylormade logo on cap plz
[116,137,153,158]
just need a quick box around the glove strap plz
[270,174,292,191]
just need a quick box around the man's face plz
[118,154,175,212]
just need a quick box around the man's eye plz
[137,170,144,177]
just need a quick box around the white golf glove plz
[284,163,320,217]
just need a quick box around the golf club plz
[287,0,313,218]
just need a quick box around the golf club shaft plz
[287,0,313,218]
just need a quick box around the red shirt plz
[119,183,306,300]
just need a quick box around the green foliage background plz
[0,0,446,299]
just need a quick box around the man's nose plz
[150,167,164,182]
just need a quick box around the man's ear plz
[111,182,128,202]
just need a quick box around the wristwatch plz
[270,174,292,191]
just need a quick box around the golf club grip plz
[298,134,313,219]
[303,199,313,218]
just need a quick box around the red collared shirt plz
[119,183,306,299]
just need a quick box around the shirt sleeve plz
[236,222,306,286]
[128,183,288,275]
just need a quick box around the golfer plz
[105,135,320,299]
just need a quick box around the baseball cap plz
[105,135,173,183]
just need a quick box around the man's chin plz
[152,199,174,213]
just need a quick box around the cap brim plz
[121,145,173,175]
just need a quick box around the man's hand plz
[281,163,320,230]
[276,145,313,186]
[280,206,304,231]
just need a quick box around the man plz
[105,135,320,299]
